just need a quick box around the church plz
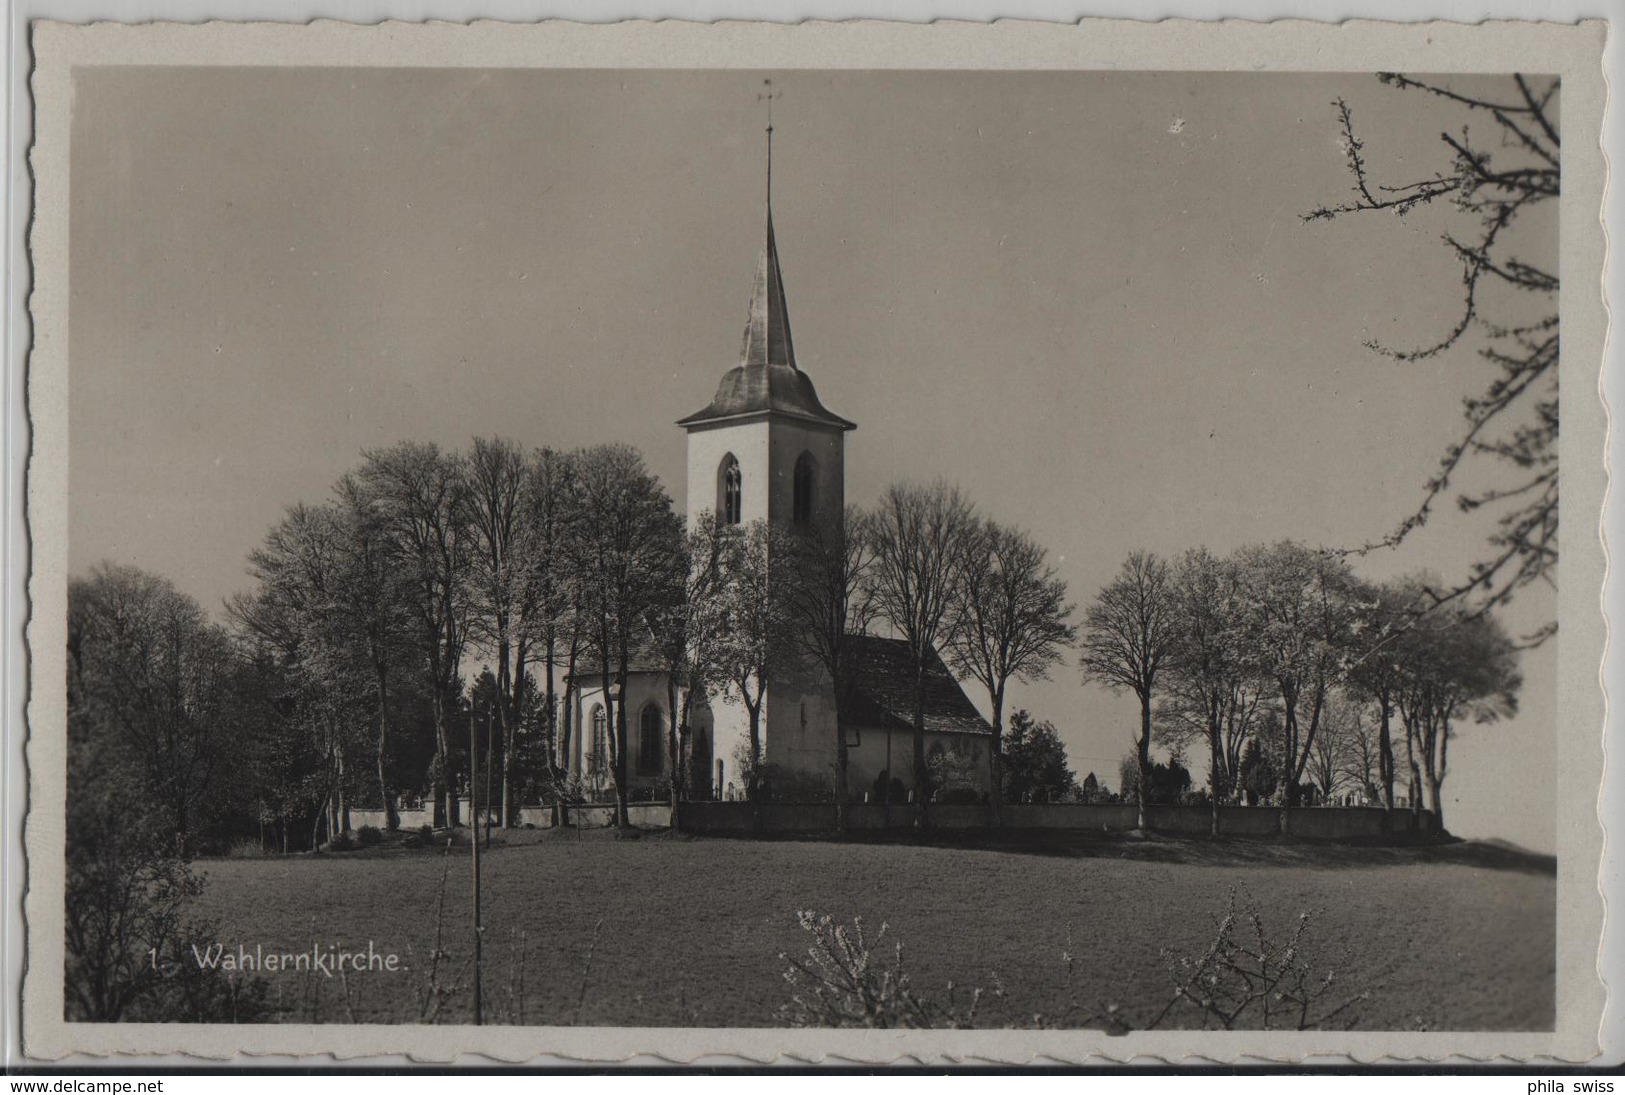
[558,135,993,805]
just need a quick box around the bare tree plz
[462,437,532,827]
[233,496,405,834]
[782,507,879,831]
[70,564,239,848]
[1344,577,1425,810]
[866,482,980,826]
[359,442,474,829]
[523,447,579,785]
[1160,548,1260,834]
[1336,695,1386,806]
[565,443,683,827]
[1078,551,1178,830]
[717,519,795,802]
[648,514,735,809]
[1306,690,1365,805]
[1307,74,1559,641]
[1232,542,1363,814]
[944,519,1075,825]
[1393,604,1522,829]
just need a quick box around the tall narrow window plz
[589,704,608,773]
[719,454,742,525]
[690,724,713,800]
[638,704,664,774]
[793,451,816,524]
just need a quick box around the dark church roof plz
[567,628,668,680]
[844,635,992,736]
[677,209,855,433]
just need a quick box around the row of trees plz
[228,447,1090,836]
[68,456,1523,856]
[1079,543,1522,832]
[69,434,1083,849]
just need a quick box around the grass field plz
[187,831,1555,1030]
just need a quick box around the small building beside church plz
[561,143,992,804]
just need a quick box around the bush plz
[934,787,981,806]
[778,911,992,1029]
[356,825,383,848]
[418,823,434,841]
[64,746,272,1022]
[1156,886,1369,1031]
[329,830,355,852]
[754,763,833,803]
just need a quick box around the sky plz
[67,68,1557,851]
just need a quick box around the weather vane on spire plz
[759,79,779,209]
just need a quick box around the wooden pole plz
[470,704,483,1025]
[484,706,495,849]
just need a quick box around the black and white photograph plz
[17,17,1610,1065]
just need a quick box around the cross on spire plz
[760,79,779,213]
[741,79,795,369]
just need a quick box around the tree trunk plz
[614,637,632,829]
[559,639,578,780]
[664,676,681,814]
[988,688,1005,828]
[1377,693,1395,811]
[1404,718,1423,816]
[1209,722,1223,837]
[745,695,763,801]
[912,665,928,829]
[834,714,850,834]
[543,632,559,779]
[496,638,511,829]
[375,668,397,830]
[433,691,457,828]
[1423,714,1446,831]
[1136,691,1152,831]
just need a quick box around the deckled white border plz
[15,15,1610,1066]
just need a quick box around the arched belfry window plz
[719,454,742,525]
[793,451,816,525]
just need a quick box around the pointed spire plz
[740,210,797,369]
[740,83,796,369]
[676,89,854,434]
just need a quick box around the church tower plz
[676,120,856,793]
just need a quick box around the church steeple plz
[677,102,854,433]
[740,210,797,369]
[739,116,796,370]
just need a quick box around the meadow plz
[187,831,1556,1030]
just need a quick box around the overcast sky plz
[67,67,1557,850]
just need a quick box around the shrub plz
[356,825,383,848]
[64,746,272,1022]
[754,763,833,803]
[329,831,355,852]
[934,787,981,806]
[1155,886,1369,1031]
[779,890,1371,1032]
[778,911,993,1029]
[418,823,434,841]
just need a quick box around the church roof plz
[567,629,668,680]
[844,635,992,736]
[676,207,855,432]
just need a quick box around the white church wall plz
[568,671,673,797]
[705,692,754,801]
[684,418,771,529]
